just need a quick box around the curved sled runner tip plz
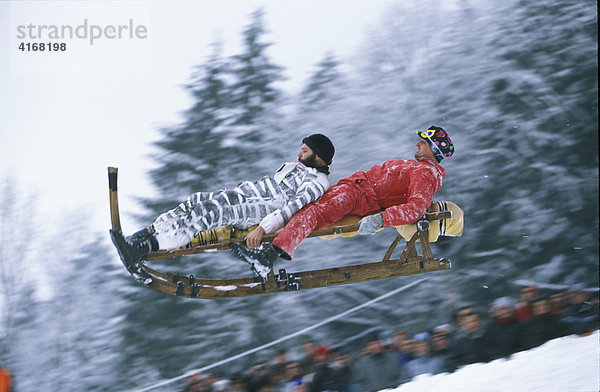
[109,229,152,285]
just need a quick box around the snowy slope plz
[386,331,599,392]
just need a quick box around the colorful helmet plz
[416,126,454,161]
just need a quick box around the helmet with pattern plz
[416,126,454,162]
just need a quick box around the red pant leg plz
[273,183,360,259]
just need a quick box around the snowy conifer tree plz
[146,42,232,214]
[228,9,285,130]
[300,52,345,109]
[145,9,287,215]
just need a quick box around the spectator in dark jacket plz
[309,345,336,392]
[450,307,494,366]
[392,330,414,368]
[486,296,527,359]
[299,341,317,375]
[353,338,399,392]
[453,305,479,337]
[246,363,272,392]
[560,284,600,335]
[403,332,445,381]
[281,361,308,392]
[522,295,569,349]
[430,324,458,373]
[330,350,354,392]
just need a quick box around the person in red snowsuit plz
[273,154,446,259]
[230,126,454,268]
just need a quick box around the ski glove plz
[358,213,384,235]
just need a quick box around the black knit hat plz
[302,134,335,165]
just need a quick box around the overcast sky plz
[1,0,397,233]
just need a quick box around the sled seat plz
[317,201,463,242]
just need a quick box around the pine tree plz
[219,8,288,180]
[300,52,344,109]
[146,43,232,214]
[229,9,285,130]
[144,9,287,216]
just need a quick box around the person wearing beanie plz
[302,134,335,166]
[119,134,335,278]
[486,296,527,359]
[231,125,454,268]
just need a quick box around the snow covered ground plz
[386,331,599,392]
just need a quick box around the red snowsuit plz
[272,158,446,258]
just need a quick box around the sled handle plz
[108,167,122,231]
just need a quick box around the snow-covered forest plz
[1,0,598,391]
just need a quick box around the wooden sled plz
[108,167,462,299]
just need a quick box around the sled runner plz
[108,167,463,299]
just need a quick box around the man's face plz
[532,300,550,316]
[457,307,476,328]
[414,139,435,161]
[285,362,302,379]
[301,342,315,354]
[412,340,430,357]
[314,352,330,365]
[462,314,482,333]
[521,286,539,302]
[432,333,450,350]
[366,340,384,354]
[494,306,514,320]
[298,143,318,167]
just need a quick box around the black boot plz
[126,226,155,247]
[110,229,152,284]
[229,242,279,278]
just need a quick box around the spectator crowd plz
[182,284,599,392]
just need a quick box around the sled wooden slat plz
[138,257,451,298]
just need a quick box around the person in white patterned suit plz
[123,134,335,275]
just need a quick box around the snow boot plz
[110,229,152,285]
[229,242,279,279]
[126,226,155,247]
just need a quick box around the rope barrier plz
[134,277,429,392]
